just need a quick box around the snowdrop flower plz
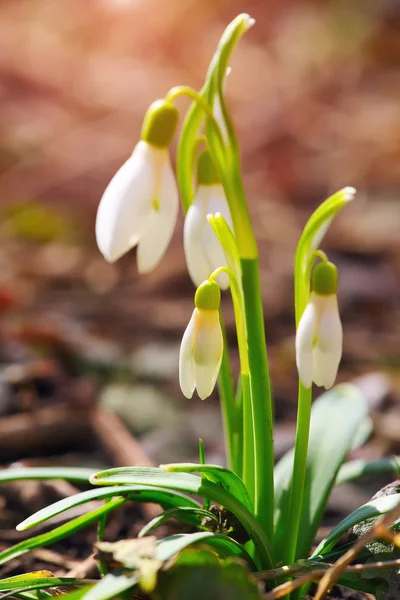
[179,279,223,400]
[296,261,343,390]
[96,99,179,273]
[184,150,232,289]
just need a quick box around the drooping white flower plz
[184,150,232,289]
[296,261,343,389]
[179,280,223,400]
[96,100,179,273]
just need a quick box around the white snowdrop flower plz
[96,100,179,273]
[184,150,232,290]
[296,261,343,390]
[179,280,223,400]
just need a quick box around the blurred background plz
[0,0,399,499]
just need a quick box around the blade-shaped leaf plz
[160,463,253,511]
[274,384,367,562]
[337,457,400,486]
[83,575,136,600]
[155,532,255,568]
[138,507,219,538]
[0,575,80,592]
[18,485,200,531]
[90,467,273,569]
[0,498,126,566]
[0,467,96,483]
[312,493,400,557]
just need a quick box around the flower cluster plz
[95,85,346,401]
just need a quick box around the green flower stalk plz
[282,187,356,570]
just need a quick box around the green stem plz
[217,319,236,472]
[234,375,244,479]
[241,257,275,543]
[284,382,312,567]
[165,85,226,157]
[242,373,255,504]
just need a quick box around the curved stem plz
[165,86,225,153]
[314,249,329,264]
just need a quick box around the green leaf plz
[18,485,200,531]
[336,457,400,486]
[138,506,219,537]
[96,533,256,592]
[0,575,79,592]
[171,548,221,567]
[157,560,262,600]
[0,498,126,566]
[161,463,253,511]
[0,467,96,484]
[156,533,255,568]
[312,493,400,557]
[274,384,367,561]
[90,467,273,570]
[55,588,94,600]
[82,575,136,600]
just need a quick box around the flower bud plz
[141,100,179,149]
[312,261,338,295]
[195,279,221,311]
[296,262,343,389]
[179,280,224,400]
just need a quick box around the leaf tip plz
[342,186,356,202]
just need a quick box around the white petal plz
[179,310,199,399]
[314,295,343,389]
[193,310,223,399]
[96,141,156,263]
[137,152,178,273]
[184,195,212,287]
[203,185,232,290]
[296,301,316,389]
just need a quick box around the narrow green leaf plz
[0,498,125,566]
[312,493,400,557]
[155,532,255,568]
[274,384,367,561]
[0,576,80,592]
[91,467,273,569]
[18,485,200,531]
[138,507,218,537]
[55,588,94,600]
[337,457,400,486]
[82,575,136,600]
[161,463,253,511]
[0,467,96,484]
